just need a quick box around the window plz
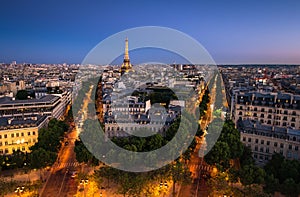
[261,140,264,145]
[280,150,283,155]
[283,122,287,126]
[239,111,243,115]
[239,106,243,110]
[32,131,36,135]
[0,149,3,154]
[243,137,246,142]
[5,141,8,145]
[261,108,265,112]
[283,116,288,121]
[254,154,258,159]
[267,141,270,145]
[21,133,24,137]
[4,134,7,138]
[260,147,264,152]
[274,142,278,147]
[284,110,288,115]
[255,139,259,143]
[291,123,295,127]
[268,115,272,119]
[291,117,296,122]
[268,109,273,113]
[254,107,257,111]
[22,147,25,151]
[295,146,299,151]
[0,135,2,139]
[260,114,264,118]
[292,111,296,115]
[5,149,8,154]
[266,147,269,153]
[280,143,284,148]
[254,113,257,117]
[265,156,269,160]
[289,145,292,150]
[255,146,258,151]
[287,151,292,158]
[0,142,2,146]
[27,132,31,136]
[248,138,252,142]
[11,134,14,138]
[16,133,19,137]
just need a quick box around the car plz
[71,171,77,178]
[45,166,51,171]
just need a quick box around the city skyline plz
[1,0,300,64]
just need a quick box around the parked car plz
[71,171,78,178]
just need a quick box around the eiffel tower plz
[121,37,132,72]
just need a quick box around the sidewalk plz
[1,168,49,183]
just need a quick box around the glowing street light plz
[15,186,25,196]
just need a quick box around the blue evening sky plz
[1,0,300,64]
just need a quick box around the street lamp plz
[80,179,89,197]
[159,181,168,196]
[15,186,25,196]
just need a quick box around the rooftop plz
[0,115,48,130]
[0,95,59,105]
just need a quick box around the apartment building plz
[233,92,300,129]
[238,119,300,165]
[0,115,48,155]
[0,94,70,120]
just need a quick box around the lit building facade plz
[233,91,300,164]
[0,115,48,155]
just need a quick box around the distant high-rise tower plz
[121,38,132,72]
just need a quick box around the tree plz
[207,172,233,196]
[204,141,231,171]
[74,139,95,164]
[240,145,255,166]
[16,90,28,100]
[11,150,26,168]
[263,153,300,196]
[280,178,300,197]
[30,148,56,169]
[239,164,265,186]
[169,161,191,196]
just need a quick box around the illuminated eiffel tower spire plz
[121,37,132,71]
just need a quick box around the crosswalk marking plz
[54,162,79,168]
[189,164,213,172]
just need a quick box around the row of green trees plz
[264,153,300,196]
[74,109,200,196]
[94,160,191,197]
[204,120,244,171]
[204,119,300,196]
[29,119,68,169]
